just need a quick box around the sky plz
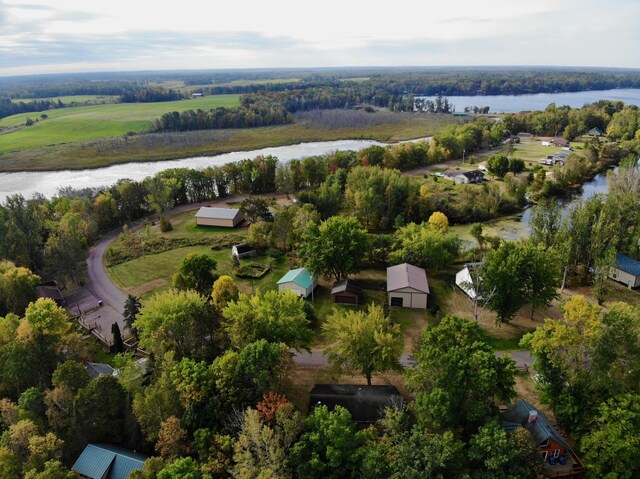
[1,0,639,76]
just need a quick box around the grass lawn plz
[0,94,240,154]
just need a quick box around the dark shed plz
[309,384,403,424]
[331,280,363,305]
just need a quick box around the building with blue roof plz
[609,253,640,289]
[72,444,148,479]
[277,267,317,298]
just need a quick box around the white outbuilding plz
[387,263,429,309]
[195,207,243,228]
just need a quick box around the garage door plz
[335,295,357,305]
[390,297,403,307]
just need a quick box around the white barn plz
[195,207,243,228]
[387,263,429,309]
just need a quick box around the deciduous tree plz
[322,304,402,385]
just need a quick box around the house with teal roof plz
[72,444,147,479]
[277,267,317,298]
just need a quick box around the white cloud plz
[0,0,638,75]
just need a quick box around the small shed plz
[331,280,363,305]
[387,263,429,309]
[232,243,256,259]
[195,207,243,228]
[72,444,148,479]
[36,284,64,305]
[587,127,603,136]
[609,253,640,289]
[277,267,317,298]
[310,384,404,424]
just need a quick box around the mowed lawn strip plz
[0,94,240,153]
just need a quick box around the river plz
[0,138,396,201]
[1,88,638,201]
[451,170,612,247]
[416,88,640,113]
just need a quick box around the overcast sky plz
[1,0,639,76]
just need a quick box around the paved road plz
[294,350,533,370]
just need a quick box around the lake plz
[416,88,640,113]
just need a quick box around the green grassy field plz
[0,94,240,154]
[0,113,457,171]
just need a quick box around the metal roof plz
[72,444,147,479]
[387,263,430,294]
[85,362,115,379]
[331,279,363,296]
[502,400,572,452]
[277,268,313,289]
[616,253,640,276]
[195,207,241,220]
[310,384,403,423]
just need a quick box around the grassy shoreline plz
[0,114,459,171]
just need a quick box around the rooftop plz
[387,263,429,293]
[277,267,314,289]
[616,253,640,276]
[310,384,404,423]
[195,207,241,220]
[72,444,148,479]
[331,279,363,296]
[502,400,571,452]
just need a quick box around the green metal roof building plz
[72,444,148,479]
[277,267,317,298]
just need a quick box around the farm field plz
[0,94,240,153]
[0,112,456,171]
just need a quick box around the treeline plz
[0,97,62,121]
[154,96,292,131]
[119,86,184,103]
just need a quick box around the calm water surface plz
[417,88,640,113]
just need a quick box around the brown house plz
[331,280,363,305]
[502,400,584,475]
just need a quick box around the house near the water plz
[441,169,485,184]
[609,253,640,289]
[387,263,429,309]
[195,207,243,228]
[277,267,317,298]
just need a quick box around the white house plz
[387,263,429,309]
[277,268,317,298]
[609,253,640,289]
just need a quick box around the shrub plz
[159,217,173,232]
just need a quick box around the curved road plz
[82,198,534,371]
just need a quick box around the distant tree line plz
[119,86,184,103]
[154,96,292,131]
[0,97,62,121]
